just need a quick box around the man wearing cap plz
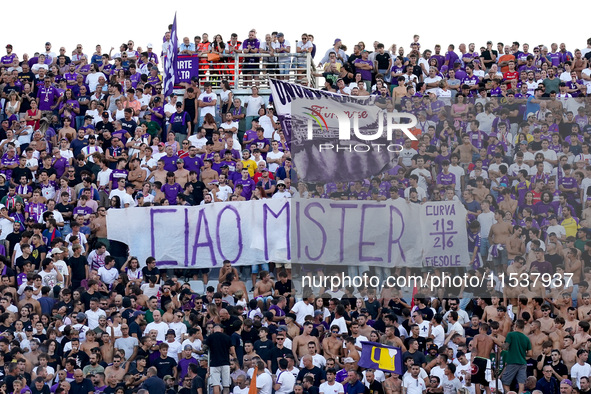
[320,39,347,66]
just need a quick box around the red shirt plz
[503,71,519,89]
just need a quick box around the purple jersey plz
[548,53,561,67]
[110,169,128,185]
[73,206,93,225]
[235,178,255,200]
[37,85,59,111]
[220,160,236,172]
[436,172,456,186]
[1,53,16,65]
[242,39,261,63]
[161,182,182,204]
[161,154,179,172]
[26,202,46,222]
[461,75,480,87]
[184,156,204,175]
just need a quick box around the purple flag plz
[358,341,403,374]
[163,13,178,97]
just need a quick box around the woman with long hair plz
[219,80,233,115]
[202,113,217,142]
[10,201,26,231]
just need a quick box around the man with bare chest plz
[293,322,320,364]
[471,323,494,394]
[383,374,402,394]
[537,306,556,334]
[578,293,591,322]
[174,159,190,188]
[200,159,218,189]
[151,160,168,185]
[549,317,567,350]
[561,335,577,369]
[127,158,147,189]
[528,320,549,359]
[454,135,478,165]
[489,210,513,269]
[322,326,343,361]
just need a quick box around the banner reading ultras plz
[269,79,419,183]
[106,199,469,269]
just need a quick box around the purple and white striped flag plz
[163,13,178,97]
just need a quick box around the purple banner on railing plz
[175,54,200,85]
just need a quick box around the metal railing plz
[186,53,314,90]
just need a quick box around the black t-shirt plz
[254,339,273,362]
[120,119,138,134]
[296,366,325,386]
[30,244,47,270]
[103,384,124,394]
[12,167,33,183]
[81,290,98,310]
[96,121,115,135]
[275,279,292,297]
[68,255,88,283]
[6,231,21,260]
[187,181,206,205]
[191,375,205,394]
[142,266,160,282]
[204,331,232,367]
[56,203,74,224]
[152,356,177,378]
[56,299,74,315]
[270,346,293,372]
[375,53,391,70]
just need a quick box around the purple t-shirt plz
[184,156,204,175]
[73,206,93,225]
[436,172,456,186]
[161,182,182,204]
[354,59,373,81]
[235,178,255,200]
[37,85,59,111]
[242,39,261,63]
[161,154,179,172]
[1,54,16,65]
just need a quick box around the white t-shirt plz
[85,308,106,330]
[331,316,348,335]
[319,381,344,394]
[291,301,314,326]
[276,370,297,394]
[245,96,265,117]
[198,92,217,117]
[431,325,445,348]
[402,375,427,394]
[266,150,284,173]
[571,362,591,389]
[255,372,274,394]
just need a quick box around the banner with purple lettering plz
[175,55,199,85]
[359,342,402,374]
[106,199,468,269]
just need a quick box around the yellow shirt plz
[242,159,257,177]
[561,217,580,238]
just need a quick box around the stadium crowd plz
[0,29,591,394]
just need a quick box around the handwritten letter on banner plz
[107,199,469,269]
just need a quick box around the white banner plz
[107,199,469,269]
